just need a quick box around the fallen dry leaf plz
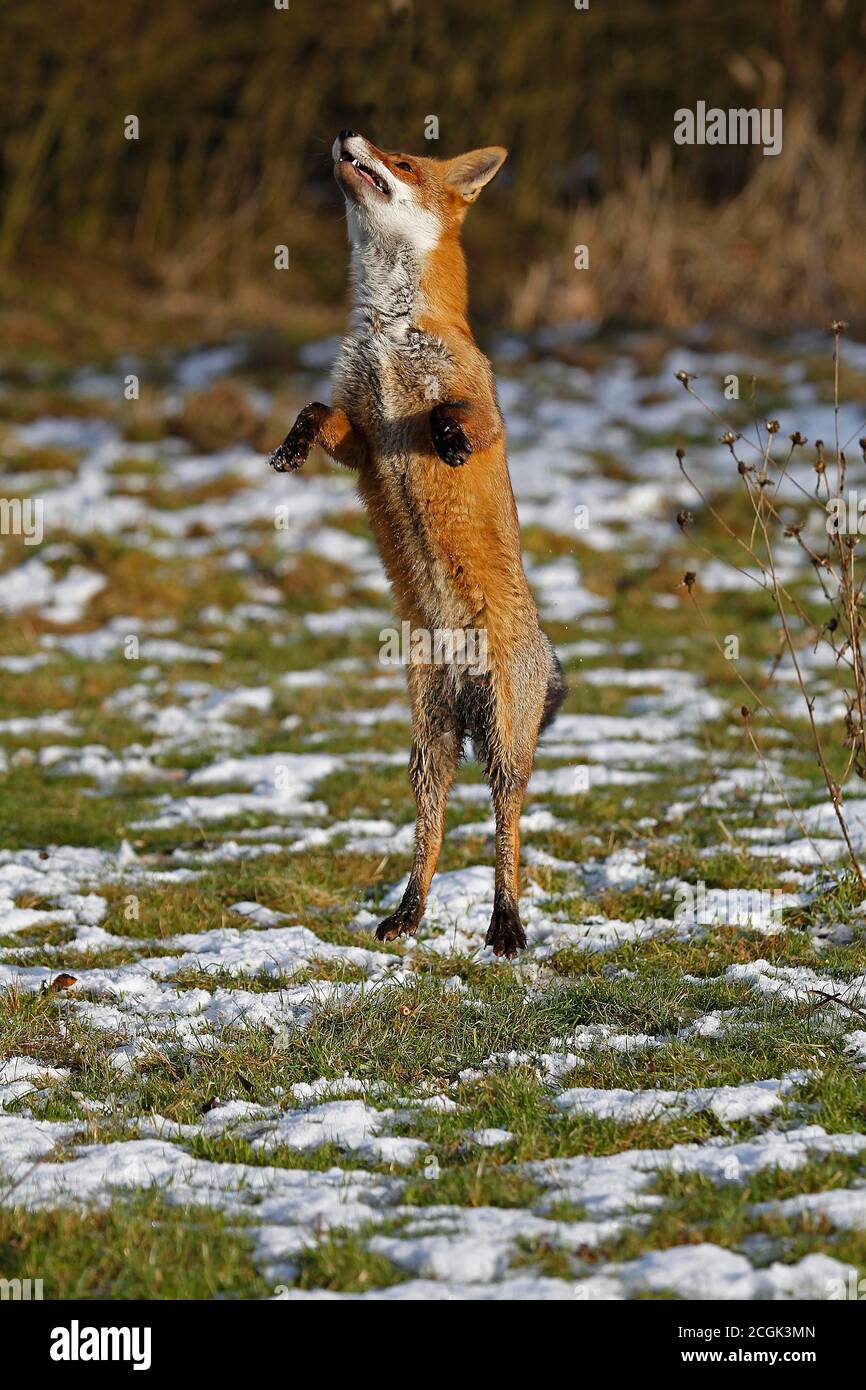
[50,973,78,992]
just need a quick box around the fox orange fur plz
[270,131,566,957]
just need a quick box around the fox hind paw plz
[375,909,419,943]
[485,899,526,960]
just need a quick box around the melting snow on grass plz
[2,333,866,1299]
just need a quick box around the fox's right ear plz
[442,146,508,203]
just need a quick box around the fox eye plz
[395,161,413,172]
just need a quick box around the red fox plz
[270,130,566,957]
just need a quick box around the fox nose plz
[339,129,357,143]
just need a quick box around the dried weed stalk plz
[676,324,866,889]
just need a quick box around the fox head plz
[332,130,507,258]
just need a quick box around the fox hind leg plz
[476,666,550,959]
[485,757,532,959]
[375,674,460,943]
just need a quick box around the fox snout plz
[333,130,392,200]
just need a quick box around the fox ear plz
[442,146,507,202]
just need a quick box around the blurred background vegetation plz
[2,0,865,359]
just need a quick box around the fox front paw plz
[268,402,328,472]
[431,404,473,468]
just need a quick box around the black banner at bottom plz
[3,1299,854,1376]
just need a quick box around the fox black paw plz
[375,909,420,943]
[268,442,306,472]
[268,403,327,472]
[485,899,526,959]
[431,405,473,467]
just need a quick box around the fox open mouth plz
[338,152,390,196]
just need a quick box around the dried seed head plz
[740,706,751,721]
[766,419,780,434]
[789,432,806,447]
[830,320,849,335]
[675,370,694,386]
[681,571,696,591]
[676,509,693,530]
[721,431,737,446]
[675,446,686,461]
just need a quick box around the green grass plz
[0,766,154,849]
[291,1230,407,1293]
[400,1162,546,1209]
[0,1196,269,1299]
[585,1162,866,1277]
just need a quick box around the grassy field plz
[1,324,866,1299]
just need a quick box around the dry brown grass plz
[3,4,866,347]
[514,112,866,331]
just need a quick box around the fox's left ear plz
[442,146,508,202]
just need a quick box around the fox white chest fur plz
[331,239,468,628]
[332,240,450,447]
